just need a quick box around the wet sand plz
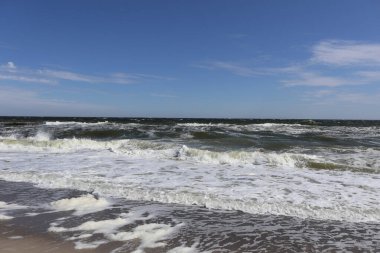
[0,234,79,253]
[0,224,123,253]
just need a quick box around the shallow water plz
[1,180,379,252]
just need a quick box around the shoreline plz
[0,227,123,253]
[0,226,79,253]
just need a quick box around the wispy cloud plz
[308,89,336,98]
[0,74,57,85]
[0,61,171,85]
[282,72,361,87]
[312,40,380,66]
[356,70,380,81]
[195,61,263,77]
[38,69,101,83]
[283,40,380,88]
[197,40,380,89]
[0,86,119,116]
[335,92,380,104]
[197,60,359,87]
[305,90,380,106]
[5,62,16,69]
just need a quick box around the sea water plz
[0,117,379,252]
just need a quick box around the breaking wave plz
[1,171,379,223]
[45,121,110,126]
[0,133,378,172]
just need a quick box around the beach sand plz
[0,224,124,253]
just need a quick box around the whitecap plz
[50,194,111,215]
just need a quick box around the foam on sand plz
[49,211,154,250]
[49,212,151,234]
[0,213,14,220]
[8,236,24,239]
[74,240,109,249]
[108,223,183,253]
[167,244,200,253]
[50,194,111,215]
[0,201,27,210]
[0,201,27,220]
[48,209,182,252]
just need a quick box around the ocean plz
[0,117,379,252]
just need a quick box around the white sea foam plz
[45,121,109,126]
[176,122,380,138]
[167,245,200,253]
[2,157,379,223]
[0,134,18,140]
[50,194,111,215]
[177,122,303,131]
[25,212,40,216]
[49,211,160,251]
[108,223,182,253]
[29,130,51,141]
[0,137,172,157]
[8,236,24,239]
[49,211,152,234]
[0,126,379,171]
[0,201,27,220]
[1,127,380,223]
[177,123,216,127]
[74,240,109,249]
[0,137,321,169]
[67,233,93,241]
[3,135,374,172]
[252,123,303,127]
[0,201,27,210]
[0,214,13,220]
[176,145,316,168]
[52,217,116,233]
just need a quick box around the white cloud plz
[6,62,16,69]
[197,40,380,89]
[0,62,18,73]
[312,40,380,66]
[281,40,380,87]
[0,62,169,85]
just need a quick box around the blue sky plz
[1,0,380,119]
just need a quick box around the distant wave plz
[45,121,110,126]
